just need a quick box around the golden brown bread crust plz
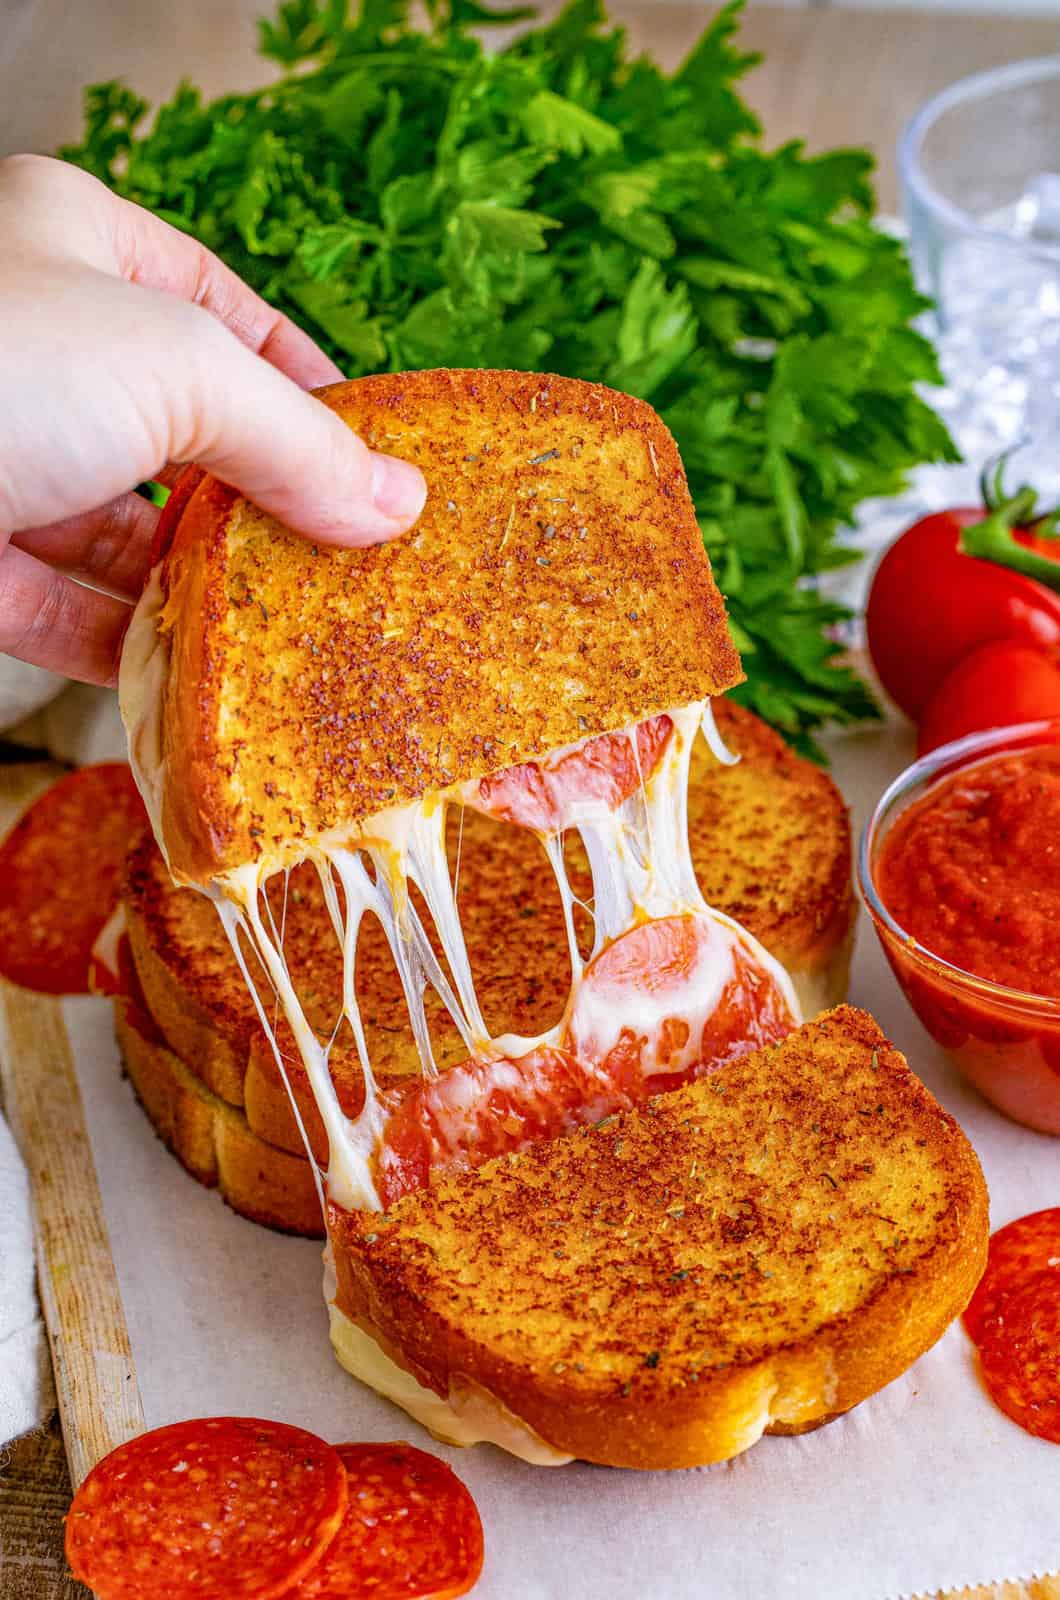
[154,370,742,883]
[329,1007,988,1469]
[125,845,252,1106]
[690,702,854,980]
[115,998,323,1236]
[123,699,854,1161]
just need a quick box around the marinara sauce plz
[872,743,1060,1134]
[877,745,1060,998]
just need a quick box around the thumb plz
[170,303,427,547]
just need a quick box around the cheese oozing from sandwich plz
[193,701,799,1213]
[122,594,800,1451]
[322,1250,573,1465]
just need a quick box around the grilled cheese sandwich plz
[119,368,986,1469]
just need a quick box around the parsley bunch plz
[63,0,957,751]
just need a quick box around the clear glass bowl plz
[899,58,1060,495]
[858,721,1060,1135]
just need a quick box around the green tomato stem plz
[959,489,1060,592]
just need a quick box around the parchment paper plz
[63,719,1060,1600]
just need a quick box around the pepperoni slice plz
[0,764,147,994]
[564,914,794,1093]
[65,1417,348,1600]
[147,464,205,567]
[375,1045,599,1207]
[374,915,794,1204]
[977,1270,1060,1445]
[469,714,673,832]
[291,1443,483,1599]
[963,1208,1060,1343]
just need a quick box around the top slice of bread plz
[328,1006,987,1469]
[148,370,742,884]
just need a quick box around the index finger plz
[108,189,344,391]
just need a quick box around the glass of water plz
[900,57,1060,495]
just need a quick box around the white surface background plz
[63,715,1060,1600]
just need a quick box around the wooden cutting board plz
[0,766,145,1492]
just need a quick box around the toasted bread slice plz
[123,701,853,1167]
[328,1007,987,1470]
[114,997,322,1236]
[127,370,741,885]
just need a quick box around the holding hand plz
[0,155,426,685]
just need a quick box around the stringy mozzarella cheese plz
[119,569,169,862]
[205,699,798,1214]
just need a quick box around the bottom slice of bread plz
[328,1006,988,1470]
[115,999,323,1236]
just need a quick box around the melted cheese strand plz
[540,832,584,985]
[365,848,440,1081]
[403,900,481,1059]
[701,700,740,767]
[327,850,383,1114]
[577,811,637,954]
[404,804,489,1046]
[315,857,348,948]
[213,896,327,1218]
[224,867,384,1211]
[629,727,657,867]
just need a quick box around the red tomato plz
[866,498,1060,721]
[917,641,1060,756]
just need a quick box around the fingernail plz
[371,452,427,526]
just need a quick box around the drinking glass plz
[900,57,1060,494]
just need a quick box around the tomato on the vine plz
[866,467,1060,722]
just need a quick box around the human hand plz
[0,155,427,685]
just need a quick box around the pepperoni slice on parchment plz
[65,1417,348,1600]
[0,763,147,994]
[963,1207,1060,1343]
[292,1442,484,1600]
[976,1270,1060,1445]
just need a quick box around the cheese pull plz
[209,701,798,1214]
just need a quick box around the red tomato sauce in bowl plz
[877,745,1060,999]
[859,721,1060,1135]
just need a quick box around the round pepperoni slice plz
[375,1044,597,1207]
[147,464,206,566]
[292,1442,484,1599]
[375,916,794,1204]
[65,1417,347,1600]
[963,1208,1060,1344]
[469,714,673,832]
[0,764,147,994]
[564,914,794,1093]
[977,1270,1060,1445]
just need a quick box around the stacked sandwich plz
[115,370,988,1469]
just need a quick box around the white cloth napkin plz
[8,682,126,766]
[0,1111,54,1444]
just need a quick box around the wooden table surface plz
[2,4,1060,1597]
